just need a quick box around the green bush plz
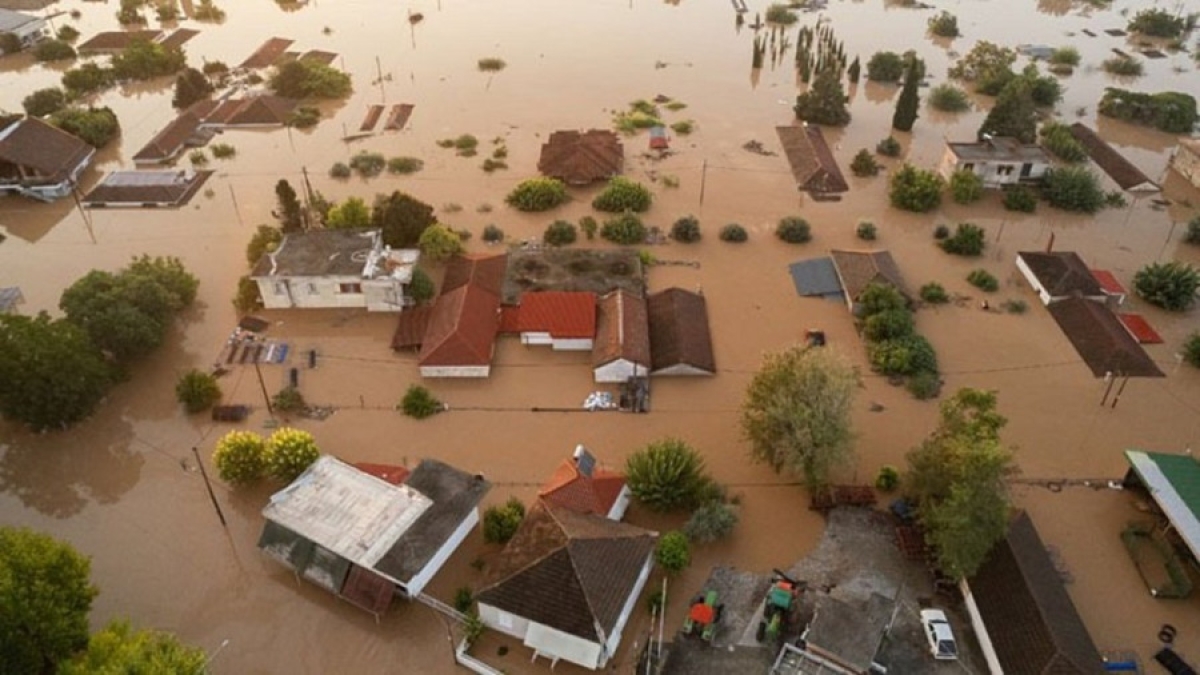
[919,282,949,304]
[889,164,944,213]
[720,223,748,242]
[506,178,568,212]
[967,269,999,292]
[401,384,442,419]
[482,224,505,243]
[927,11,959,37]
[22,88,67,118]
[1098,88,1198,134]
[349,151,386,177]
[62,63,115,96]
[875,466,900,491]
[775,217,811,244]
[329,162,351,179]
[272,386,305,413]
[266,427,321,482]
[866,51,905,82]
[856,221,877,241]
[57,25,80,43]
[858,283,909,318]
[868,334,938,376]
[212,431,267,485]
[483,498,525,544]
[1183,333,1200,368]
[1043,167,1105,213]
[670,216,701,243]
[1134,261,1200,311]
[579,216,598,240]
[876,136,902,157]
[933,224,950,240]
[175,369,221,413]
[850,149,881,177]
[454,587,474,613]
[33,39,76,62]
[543,220,578,246]
[388,156,424,174]
[1127,8,1190,37]
[600,213,648,245]
[906,370,942,400]
[683,502,739,543]
[1039,122,1087,162]
[286,106,320,128]
[949,170,984,204]
[1184,217,1200,245]
[49,107,120,148]
[1003,186,1038,212]
[765,3,798,25]
[655,531,691,574]
[111,39,186,81]
[1049,47,1081,67]
[408,267,435,305]
[233,276,261,312]
[189,150,208,166]
[1103,57,1144,77]
[592,177,653,213]
[939,223,986,256]
[863,308,915,342]
[269,59,352,99]
[670,120,695,135]
[1001,299,1028,314]
[1105,191,1128,209]
[211,143,236,159]
[246,225,282,266]
[626,438,713,512]
[928,84,970,113]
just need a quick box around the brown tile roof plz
[512,291,597,339]
[299,50,338,65]
[158,28,199,50]
[1046,297,1163,378]
[441,253,507,296]
[391,305,433,350]
[1069,123,1159,192]
[646,288,716,374]
[203,96,297,126]
[1017,251,1104,298]
[968,512,1105,675]
[592,289,651,369]
[81,169,212,207]
[829,249,910,302]
[77,30,162,52]
[0,117,93,183]
[239,37,294,69]
[133,111,204,163]
[537,130,624,185]
[775,125,849,194]
[538,459,627,517]
[476,501,656,642]
[418,259,504,368]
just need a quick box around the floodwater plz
[2,0,1200,671]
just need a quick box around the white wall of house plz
[1171,144,1200,189]
[478,603,533,642]
[605,485,632,521]
[525,622,604,670]
[651,363,713,377]
[521,333,593,351]
[255,276,394,310]
[1015,256,1053,306]
[940,146,1048,188]
[404,508,479,597]
[2,15,47,49]
[593,359,647,383]
[419,365,490,378]
[363,279,407,312]
[959,580,1005,675]
[600,552,654,667]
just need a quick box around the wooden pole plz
[1100,372,1115,406]
[71,186,96,244]
[376,55,386,103]
[192,446,227,528]
[698,159,708,207]
[254,358,275,417]
[1111,375,1130,409]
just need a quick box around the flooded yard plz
[2,0,1200,672]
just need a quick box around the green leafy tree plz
[857,283,908,317]
[62,63,115,96]
[863,308,914,342]
[978,79,1037,143]
[866,51,904,82]
[233,276,261,313]
[949,41,1017,95]
[33,39,76,62]
[592,176,653,213]
[928,84,970,112]
[600,213,647,245]
[401,384,442,418]
[22,88,67,117]
[418,223,465,262]
[850,149,880,177]
[0,314,112,430]
[1183,333,1200,368]
[269,59,352,99]
[719,223,749,242]
[867,334,938,376]
[1042,166,1105,213]
[1003,186,1038,213]
[655,531,691,574]
[110,39,186,81]
[482,498,525,544]
[59,620,205,674]
[927,11,959,37]
[793,68,851,126]
[948,170,983,204]
[919,282,949,304]
[670,215,702,243]
[543,220,578,246]
[0,527,98,674]
[684,502,739,543]
[626,438,712,512]
[212,430,268,484]
[1133,261,1200,311]
[740,346,859,490]
[326,197,371,229]
[847,56,860,83]
[775,216,811,243]
[505,178,568,212]
[49,107,120,148]
[171,67,213,109]
[408,267,435,305]
[275,179,304,233]
[1127,8,1190,37]
[889,164,944,212]
[266,427,320,482]
[175,369,221,413]
[372,191,436,247]
[245,224,283,266]
[939,223,986,256]
[1039,122,1087,162]
[892,59,921,132]
[1019,64,1062,107]
[1098,88,1198,134]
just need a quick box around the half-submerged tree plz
[793,69,851,126]
[892,56,922,132]
[0,313,112,430]
[59,620,206,674]
[977,78,1037,144]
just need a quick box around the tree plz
[847,56,860,83]
[33,39,76,62]
[482,498,525,544]
[949,41,1017,95]
[409,267,435,305]
[867,334,938,376]
[655,531,691,574]
[171,67,213,109]
[948,170,983,204]
[1133,261,1200,311]
[233,276,261,312]
[245,224,282,266]
[110,39,186,81]
[888,164,944,212]
[905,388,1015,579]
[793,68,850,126]
[0,527,98,674]
[850,149,880,177]
[1039,122,1087,162]
[1098,88,1198,134]
[740,346,859,490]
[401,384,442,418]
[684,502,739,543]
[939,223,986,256]
[775,216,812,243]
[977,79,1037,144]
[175,369,221,413]
[626,438,712,512]
[49,107,120,148]
[212,430,268,484]
[22,87,67,117]
[371,191,436,247]
[927,11,958,37]
[505,178,568,212]
[274,179,304,232]
[866,51,904,82]
[62,63,114,96]
[326,197,371,229]
[269,59,352,99]
[863,308,914,342]
[59,620,205,674]
[1127,8,1190,37]
[670,215,702,243]
[600,213,647,245]
[418,223,465,262]
[1042,166,1105,213]
[0,314,112,430]
[592,176,653,213]
[928,84,970,112]
[892,58,920,135]
[719,223,749,243]
[266,427,320,481]
[543,220,578,246]
[1183,333,1200,368]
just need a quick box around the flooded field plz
[2,0,1200,672]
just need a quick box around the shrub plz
[684,502,739,543]
[868,334,938,376]
[1184,217,1200,245]
[1133,261,1200,311]
[858,283,909,317]
[856,221,877,241]
[939,223,986,256]
[272,386,305,413]
[22,88,67,118]
[408,267,435,305]
[202,60,229,76]
[175,369,221,413]
[792,69,851,126]
[906,370,942,400]
[1105,191,1128,209]
[212,431,267,485]
[189,150,208,165]
[592,177,653,213]
[329,162,351,178]
[349,151,386,177]
[1127,8,1190,38]
[1001,299,1028,314]
[1043,167,1105,213]
[863,308,915,342]
[33,39,76,62]
[1003,186,1038,212]
[1103,57,1143,77]
[269,59,352,99]
[1099,88,1198,134]
[172,67,213,109]
[876,136,902,157]
[418,224,464,262]
[0,32,20,54]
[949,170,984,204]
[543,220,578,246]
[453,134,479,155]
[286,106,320,128]
[933,224,950,240]
[481,158,507,172]
[967,269,999,292]
[670,120,695,135]
[482,224,505,243]
[1049,46,1081,67]
[233,276,261,312]
[655,531,691,573]
[919,282,949,304]
[483,498,525,544]
[211,143,236,159]
[866,51,905,82]
[670,216,701,243]
[850,149,881,177]
[600,213,648,245]
[454,587,474,613]
[266,427,320,482]
[1039,122,1087,162]
[62,63,115,96]
[626,438,712,512]
[889,164,944,212]
[927,11,959,37]
[110,39,186,81]
[56,25,80,43]
[1183,334,1200,368]
[579,216,598,240]
[477,57,506,72]
[49,107,120,148]
[765,3,798,24]
[401,384,443,418]
[506,178,568,212]
[875,466,900,491]
[387,156,424,174]
[720,223,748,243]
[928,84,970,113]
[775,217,811,244]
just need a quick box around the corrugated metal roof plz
[788,257,843,297]
[1125,450,1200,561]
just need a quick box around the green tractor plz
[756,569,805,643]
[682,589,723,642]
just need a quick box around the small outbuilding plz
[1169,138,1200,190]
[537,130,623,185]
[646,287,715,376]
[776,124,849,194]
[1124,449,1200,565]
[538,445,632,522]
[592,289,651,383]
[939,137,1050,188]
[0,9,47,52]
[1015,251,1106,306]
[503,291,597,351]
[0,116,95,202]
[829,249,911,314]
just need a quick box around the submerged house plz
[537,130,623,185]
[502,291,597,351]
[1015,251,1107,306]
[250,228,420,312]
[829,249,911,314]
[258,456,490,613]
[538,445,632,522]
[1068,123,1159,193]
[0,117,95,202]
[592,289,651,383]
[775,124,849,194]
[1169,138,1200,190]
[646,288,716,376]
[132,109,210,166]
[939,137,1050,188]
[475,501,657,670]
[0,9,47,52]
[417,254,507,378]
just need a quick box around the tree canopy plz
[1133,261,1200,312]
[49,107,120,149]
[371,191,436,248]
[793,68,851,127]
[110,39,186,81]
[625,438,714,512]
[740,346,859,490]
[977,78,1037,143]
[325,197,371,229]
[269,59,352,99]
[59,620,205,674]
[0,314,113,430]
[892,57,921,132]
[172,67,213,109]
[418,223,465,262]
[888,164,944,213]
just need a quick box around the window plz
[273,282,287,296]
[997,165,1015,176]
[307,283,319,295]
[962,163,975,172]
[338,283,363,294]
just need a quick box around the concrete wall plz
[606,485,632,521]
[522,334,593,351]
[941,148,1048,188]
[478,602,532,642]
[594,359,646,383]
[405,508,479,596]
[959,579,1005,675]
[256,276,393,310]
[1015,255,1052,305]
[524,622,603,670]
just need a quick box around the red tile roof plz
[592,289,651,368]
[512,291,596,339]
[1089,269,1127,296]
[537,130,623,185]
[353,463,411,485]
[538,459,626,517]
[418,284,500,367]
[441,253,507,296]
[1117,313,1163,344]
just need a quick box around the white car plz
[920,609,959,661]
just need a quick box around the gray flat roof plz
[251,229,379,278]
[948,137,1049,163]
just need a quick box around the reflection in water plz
[863,80,898,104]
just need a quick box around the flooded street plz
[3,0,1200,671]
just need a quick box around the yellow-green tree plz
[212,430,267,484]
[266,427,320,482]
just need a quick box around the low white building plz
[939,137,1051,188]
[0,117,95,202]
[1170,138,1200,191]
[0,9,47,52]
[251,229,419,312]
[507,291,596,351]
[1015,251,1107,306]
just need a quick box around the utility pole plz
[254,358,275,417]
[376,55,386,103]
[192,447,227,528]
[228,184,244,227]
[698,159,708,207]
[1111,375,1129,409]
[71,186,96,243]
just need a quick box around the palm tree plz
[1134,261,1200,311]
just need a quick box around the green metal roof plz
[1125,449,1200,559]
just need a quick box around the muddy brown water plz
[2,0,1200,672]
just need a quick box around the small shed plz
[646,288,715,376]
[537,130,624,185]
[776,125,849,194]
[1169,138,1200,190]
[1124,449,1200,564]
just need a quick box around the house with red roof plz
[501,291,597,351]
[417,254,506,377]
[538,446,631,521]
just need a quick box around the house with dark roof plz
[82,170,212,208]
[538,130,623,185]
[132,109,211,166]
[198,95,298,128]
[592,289,651,383]
[829,249,911,313]
[0,9,47,52]
[646,288,715,376]
[962,511,1105,675]
[1069,123,1159,193]
[251,229,420,312]
[502,291,597,351]
[775,124,849,194]
[77,29,163,54]
[475,501,657,670]
[1046,297,1163,378]
[939,137,1050,188]
[538,446,631,521]
[0,117,95,201]
[258,456,490,613]
[418,254,507,377]
[1016,251,1107,306]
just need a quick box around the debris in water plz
[742,140,776,156]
